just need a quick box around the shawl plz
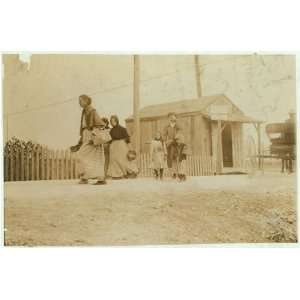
[80,105,104,135]
[110,125,130,143]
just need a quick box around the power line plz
[4,54,270,117]
[4,64,198,117]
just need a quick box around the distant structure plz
[19,53,32,71]
[126,94,263,174]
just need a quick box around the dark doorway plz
[222,124,233,167]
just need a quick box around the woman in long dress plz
[70,94,106,185]
[107,115,138,179]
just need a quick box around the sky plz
[3,54,297,149]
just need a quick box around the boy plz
[174,133,188,181]
[162,112,182,179]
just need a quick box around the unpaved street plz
[4,173,297,246]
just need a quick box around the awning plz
[203,113,263,123]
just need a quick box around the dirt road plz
[4,173,297,246]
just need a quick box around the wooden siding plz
[231,123,244,168]
[126,113,212,156]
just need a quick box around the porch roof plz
[204,112,263,123]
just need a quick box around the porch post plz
[216,119,223,174]
[257,123,262,169]
[133,55,141,163]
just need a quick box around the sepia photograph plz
[2,53,297,246]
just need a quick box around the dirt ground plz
[4,172,297,246]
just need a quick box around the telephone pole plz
[194,55,202,98]
[133,55,140,160]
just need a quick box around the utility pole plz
[133,55,140,161]
[4,116,8,142]
[194,55,202,98]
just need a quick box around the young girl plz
[150,132,167,180]
[174,133,188,182]
[101,117,111,179]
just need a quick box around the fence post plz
[55,150,59,180]
[70,153,74,179]
[61,150,65,179]
[36,146,40,180]
[25,150,29,180]
[31,150,35,180]
[4,148,9,181]
[196,155,201,176]
[200,154,203,176]
[192,155,196,176]
[65,149,69,179]
[15,148,20,181]
[205,153,208,176]
[192,155,195,176]
[142,153,146,177]
[40,146,45,180]
[50,150,54,180]
[49,150,52,180]
[46,147,50,180]
[74,153,78,179]
[10,150,14,181]
[20,147,24,181]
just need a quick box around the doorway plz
[222,123,233,167]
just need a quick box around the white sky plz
[3,54,297,149]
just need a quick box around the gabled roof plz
[126,94,242,120]
[126,94,263,123]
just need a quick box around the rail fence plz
[4,147,216,182]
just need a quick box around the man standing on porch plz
[163,112,183,179]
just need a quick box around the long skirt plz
[107,139,138,178]
[103,143,110,177]
[77,129,105,180]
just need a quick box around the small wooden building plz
[126,94,262,174]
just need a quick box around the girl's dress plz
[150,139,167,170]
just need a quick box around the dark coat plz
[174,143,188,162]
[80,105,105,135]
[71,105,105,151]
[162,123,182,168]
[162,123,182,146]
[110,125,130,143]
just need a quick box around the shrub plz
[4,137,41,158]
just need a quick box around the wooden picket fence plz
[4,147,216,182]
[4,146,78,182]
[139,153,216,177]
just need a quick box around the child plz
[126,150,139,178]
[101,117,111,179]
[150,132,167,180]
[174,133,188,182]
